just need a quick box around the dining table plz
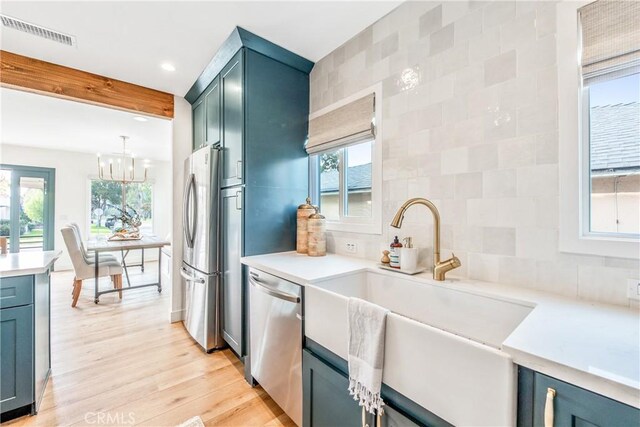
[85,235,170,304]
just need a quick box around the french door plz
[0,165,55,253]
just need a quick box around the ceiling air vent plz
[0,14,76,47]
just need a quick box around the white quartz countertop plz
[242,251,640,408]
[0,250,62,278]
[242,252,371,284]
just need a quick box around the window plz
[557,0,640,258]
[584,74,640,236]
[314,141,373,221]
[89,180,154,236]
[579,0,640,239]
[307,86,382,234]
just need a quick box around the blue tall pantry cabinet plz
[186,27,313,360]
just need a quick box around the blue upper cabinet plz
[192,76,221,152]
[186,27,314,257]
[192,97,206,151]
[220,51,244,188]
[205,76,221,148]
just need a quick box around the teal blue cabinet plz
[303,341,449,427]
[303,349,372,427]
[518,367,639,427]
[192,76,221,152]
[379,406,421,427]
[0,275,33,308]
[221,187,243,356]
[1,271,51,420]
[192,98,206,151]
[205,76,221,147]
[220,51,244,188]
[0,303,34,414]
[0,305,34,413]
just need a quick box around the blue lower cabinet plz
[1,271,50,420]
[303,342,450,427]
[518,367,639,427]
[0,304,34,414]
[303,349,374,427]
[0,275,34,309]
[379,406,421,427]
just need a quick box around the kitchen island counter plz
[0,251,61,278]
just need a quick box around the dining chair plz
[68,222,118,264]
[60,226,123,307]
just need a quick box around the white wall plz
[170,95,193,323]
[0,144,172,270]
[309,1,640,307]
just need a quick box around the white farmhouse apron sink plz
[304,270,534,426]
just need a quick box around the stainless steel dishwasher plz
[249,267,302,426]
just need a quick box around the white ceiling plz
[0,88,173,161]
[0,1,400,159]
[0,1,401,96]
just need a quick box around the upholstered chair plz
[60,226,123,307]
[67,222,118,264]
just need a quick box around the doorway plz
[0,164,55,253]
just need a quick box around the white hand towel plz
[347,297,390,415]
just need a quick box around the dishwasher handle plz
[249,276,300,304]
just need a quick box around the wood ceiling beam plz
[0,50,174,119]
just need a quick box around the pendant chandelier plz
[97,136,147,184]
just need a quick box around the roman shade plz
[306,93,375,154]
[579,0,640,80]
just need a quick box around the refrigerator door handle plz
[183,173,194,248]
[180,267,205,284]
[190,174,198,248]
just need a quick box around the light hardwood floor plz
[3,264,294,427]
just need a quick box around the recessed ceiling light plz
[133,116,147,122]
[160,62,176,72]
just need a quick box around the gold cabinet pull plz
[361,407,369,427]
[544,387,556,427]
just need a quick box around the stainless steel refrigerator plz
[180,146,225,352]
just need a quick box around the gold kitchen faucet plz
[390,198,461,281]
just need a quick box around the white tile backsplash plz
[484,50,517,87]
[536,260,578,297]
[577,265,639,306]
[441,147,469,174]
[309,0,638,308]
[516,164,559,197]
[483,0,516,30]
[483,169,517,198]
[483,227,516,256]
